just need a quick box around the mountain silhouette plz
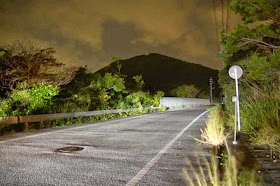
[96,53,220,97]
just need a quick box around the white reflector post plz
[229,65,243,143]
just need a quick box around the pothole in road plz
[55,146,84,153]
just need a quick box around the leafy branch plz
[241,37,279,50]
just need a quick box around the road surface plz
[0,107,210,185]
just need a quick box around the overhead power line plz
[185,0,198,31]
[221,0,224,29]
[212,0,220,50]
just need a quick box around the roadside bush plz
[123,91,154,109]
[153,91,165,106]
[0,82,58,116]
[170,84,200,98]
[197,91,209,99]
[0,99,10,117]
[49,98,85,113]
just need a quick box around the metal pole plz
[234,68,241,131]
[233,100,237,144]
[209,77,213,104]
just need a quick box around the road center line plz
[126,110,209,186]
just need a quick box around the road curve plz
[0,107,210,185]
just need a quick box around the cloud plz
[0,0,232,70]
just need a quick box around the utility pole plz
[209,77,213,104]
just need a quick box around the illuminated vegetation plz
[192,105,263,185]
[198,106,230,146]
[0,81,58,116]
[219,0,280,154]
[189,1,280,184]
[0,43,165,133]
[184,154,263,186]
[170,84,200,98]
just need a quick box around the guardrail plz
[0,107,160,125]
[160,97,210,108]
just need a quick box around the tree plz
[0,81,58,116]
[220,0,280,63]
[133,75,145,90]
[58,66,96,98]
[170,85,200,98]
[88,73,126,109]
[219,0,280,90]
[230,0,280,25]
[0,42,75,92]
[112,56,122,74]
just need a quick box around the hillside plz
[96,53,220,97]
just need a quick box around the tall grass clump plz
[183,154,219,186]
[198,105,230,146]
[240,82,280,153]
[183,154,263,186]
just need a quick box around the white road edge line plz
[0,110,166,144]
[126,110,209,186]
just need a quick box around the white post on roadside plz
[209,77,213,104]
[229,65,243,144]
[234,68,241,131]
[232,96,237,144]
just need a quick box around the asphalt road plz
[0,107,210,186]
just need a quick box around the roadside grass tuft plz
[197,105,230,146]
[183,153,263,186]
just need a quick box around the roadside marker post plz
[209,77,213,104]
[232,96,238,144]
[229,65,243,144]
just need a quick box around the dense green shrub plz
[0,99,10,117]
[88,73,126,110]
[170,84,200,98]
[152,91,165,106]
[0,82,58,116]
[123,91,154,108]
[56,72,165,111]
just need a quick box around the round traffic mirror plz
[229,65,243,80]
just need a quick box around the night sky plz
[0,0,240,71]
